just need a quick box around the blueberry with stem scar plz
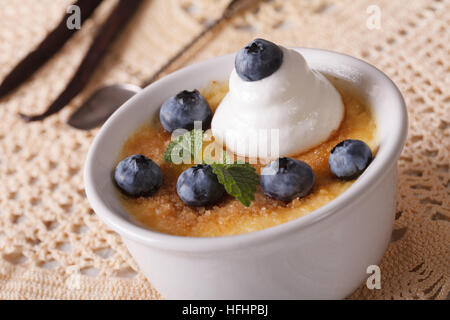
[235,38,284,82]
[159,89,212,133]
[260,157,315,202]
[114,154,162,197]
[176,164,225,207]
[328,139,372,180]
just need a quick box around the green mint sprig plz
[164,129,203,164]
[163,130,259,207]
[211,162,259,207]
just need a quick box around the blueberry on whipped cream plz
[160,89,212,133]
[212,39,345,158]
[235,39,283,81]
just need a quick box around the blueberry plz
[235,38,284,81]
[159,89,212,133]
[176,164,225,207]
[328,139,372,180]
[114,154,162,197]
[260,158,315,202]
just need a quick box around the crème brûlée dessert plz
[113,39,378,237]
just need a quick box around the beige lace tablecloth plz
[0,0,448,300]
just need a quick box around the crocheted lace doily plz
[0,0,448,299]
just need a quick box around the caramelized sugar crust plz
[118,79,377,237]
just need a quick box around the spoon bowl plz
[68,83,141,130]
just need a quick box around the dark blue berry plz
[176,164,225,207]
[159,89,212,133]
[114,154,162,197]
[260,158,315,202]
[328,139,372,180]
[235,38,284,81]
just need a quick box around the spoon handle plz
[20,0,144,122]
[142,0,256,87]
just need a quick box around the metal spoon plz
[68,0,257,130]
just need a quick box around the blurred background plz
[0,0,448,299]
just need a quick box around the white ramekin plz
[84,48,408,299]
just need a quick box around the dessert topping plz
[176,164,226,207]
[211,161,259,207]
[260,157,315,202]
[164,129,204,164]
[328,139,372,180]
[212,39,345,158]
[160,89,212,133]
[114,154,162,197]
[235,38,284,81]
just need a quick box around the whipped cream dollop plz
[211,47,344,158]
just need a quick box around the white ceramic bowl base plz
[85,48,408,299]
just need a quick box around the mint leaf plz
[211,163,259,207]
[164,129,203,164]
[164,130,259,206]
[204,148,234,165]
